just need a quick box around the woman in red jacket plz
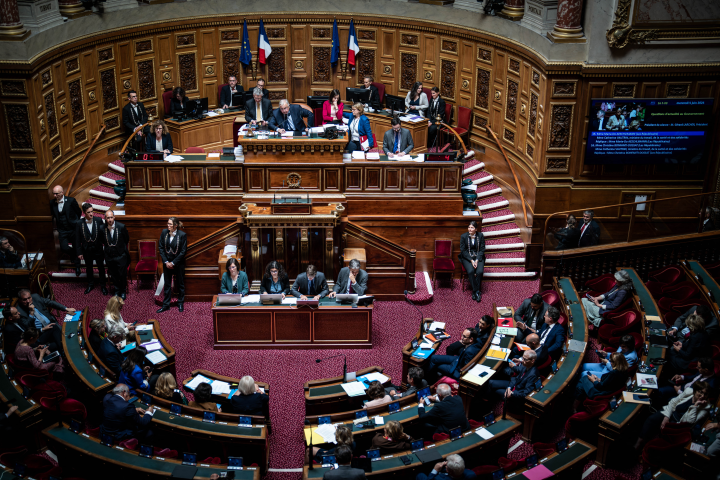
[322,89,344,124]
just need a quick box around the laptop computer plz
[260,294,283,305]
[216,293,243,306]
[335,294,358,304]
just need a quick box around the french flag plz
[347,19,359,66]
[258,19,272,65]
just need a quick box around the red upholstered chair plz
[426,432,449,446]
[541,289,560,307]
[646,265,684,298]
[468,419,482,429]
[23,454,55,475]
[641,431,691,468]
[372,82,385,104]
[558,311,568,327]
[704,261,720,282]
[119,438,139,451]
[532,442,556,458]
[498,457,524,472]
[444,102,453,124]
[445,106,471,147]
[422,87,432,102]
[432,239,455,289]
[185,147,205,153]
[202,457,222,465]
[657,281,701,312]
[598,309,641,344]
[313,107,322,127]
[564,399,608,439]
[162,90,173,117]
[218,84,227,106]
[605,331,644,354]
[154,447,178,459]
[433,376,460,395]
[585,273,617,296]
[536,355,553,376]
[134,239,159,291]
[473,466,503,477]
[58,398,87,422]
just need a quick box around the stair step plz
[109,161,125,174]
[472,174,493,186]
[90,188,120,201]
[482,213,515,225]
[99,175,117,186]
[485,242,524,251]
[477,188,502,199]
[486,257,525,265]
[478,200,509,212]
[463,162,485,176]
[484,271,536,278]
[483,228,521,237]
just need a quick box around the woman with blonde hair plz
[229,375,268,416]
[104,295,133,336]
[573,352,629,412]
[371,420,414,453]
[313,424,354,462]
[668,314,712,375]
[342,103,374,153]
[145,118,173,155]
[153,372,187,405]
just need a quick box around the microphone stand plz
[502,394,508,420]
[404,290,427,334]
[308,421,314,470]
[316,354,348,383]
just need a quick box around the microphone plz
[404,290,427,334]
[316,354,347,383]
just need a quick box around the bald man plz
[50,185,82,275]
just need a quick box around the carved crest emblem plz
[287,172,301,188]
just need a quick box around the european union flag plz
[240,19,252,65]
[330,18,340,66]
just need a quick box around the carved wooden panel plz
[268,46,286,83]
[400,52,418,91]
[311,27,332,40]
[312,47,332,84]
[612,83,636,98]
[346,168,362,190]
[526,143,534,159]
[404,168,420,190]
[135,39,153,54]
[325,169,340,190]
[474,115,488,129]
[478,47,492,64]
[68,79,85,126]
[312,90,331,97]
[423,168,440,191]
[506,78,518,124]
[226,168,243,189]
[74,128,87,147]
[357,49,375,86]
[220,30,239,43]
[441,39,457,54]
[128,168,145,190]
[148,168,165,189]
[248,169,264,191]
[12,158,36,174]
[98,47,114,64]
[266,27,285,40]
[553,80,577,97]
[366,168,381,190]
[176,33,196,48]
[51,143,61,163]
[475,67,491,111]
[400,33,419,47]
[146,104,157,117]
[221,48,240,84]
[187,168,204,189]
[385,168,400,190]
[268,91,285,101]
[548,104,574,150]
[100,67,118,113]
[167,168,184,189]
[545,157,569,173]
[104,115,119,131]
[440,59,456,101]
[207,168,223,189]
[442,169,459,191]
[532,70,540,86]
[178,53,197,92]
[666,83,691,98]
[528,92,538,139]
[358,29,376,42]
[4,104,33,152]
[0,79,26,97]
[503,127,515,144]
[44,92,58,140]
[508,57,520,73]
[137,59,156,101]
[64,56,79,76]
[41,69,52,87]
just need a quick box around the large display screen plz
[585,98,714,165]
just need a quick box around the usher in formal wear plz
[459,232,485,298]
[50,195,82,269]
[159,229,187,309]
[75,215,107,289]
[101,221,130,298]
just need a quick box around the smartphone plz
[551,361,559,374]
[479,371,489,377]
[400,455,412,465]
[321,455,336,467]
[609,399,618,411]
[526,453,539,468]
[484,413,495,426]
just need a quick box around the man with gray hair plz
[330,258,368,297]
[269,99,313,133]
[0,236,21,269]
[101,383,154,441]
[487,349,538,406]
[95,324,126,375]
[417,382,470,437]
[244,87,272,126]
[578,209,600,247]
[416,454,476,480]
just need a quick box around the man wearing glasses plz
[427,328,482,381]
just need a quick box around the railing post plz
[627,205,636,243]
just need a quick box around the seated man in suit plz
[386,366,428,399]
[2,307,26,352]
[291,264,329,300]
[418,383,470,437]
[487,350,538,408]
[101,383,154,441]
[220,75,243,109]
[416,455,477,480]
[428,328,482,381]
[535,306,565,360]
[514,293,550,344]
[96,326,126,375]
[330,259,368,297]
[244,87,273,126]
[269,99,313,133]
[578,209,601,247]
[669,305,719,342]
[15,288,73,353]
[382,117,414,158]
[322,444,365,480]
[255,78,270,100]
[0,236,21,268]
[507,333,547,373]
[581,334,637,378]
[657,356,718,406]
[447,316,494,356]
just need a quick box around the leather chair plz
[432,238,455,289]
[313,107,322,127]
[218,84,227,106]
[162,90,173,117]
[540,289,560,307]
[598,309,641,344]
[657,281,701,312]
[444,106,471,147]
[646,265,684,298]
[134,239,159,291]
[585,273,617,297]
[641,430,692,468]
[564,398,609,439]
[371,81,385,104]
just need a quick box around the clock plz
[135,152,164,161]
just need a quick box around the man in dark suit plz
[508,333,548,370]
[386,366,428,399]
[428,328,482,381]
[536,306,566,360]
[269,99,313,133]
[418,383,470,436]
[2,306,26,352]
[96,326,125,375]
[244,87,273,126]
[0,236,21,268]
[322,445,365,480]
[101,383,154,441]
[50,185,82,275]
[446,315,493,356]
[121,90,149,151]
[220,75,243,109]
[591,110,606,131]
[426,87,447,148]
[157,217,187,313]
[578,209,600,247]
[75,203,107,295]
[416,455,477,480]
[101,210,130,300]
[362,76,380,106]
[487,350,538,407]
[291,264,329,300]
[514,294,550,344]
[16,289,73,353]
[255,78,270,100]
[330,259,368,297]
[382,117,414,157]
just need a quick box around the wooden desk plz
[305,366,390,416]
[62,309,115,397]
[165,109,240,153]
[522,278,588,441]
[238,132,347,164]
[303,417,520,479]
[682,259,720,318]
[43,423,260,480]
[503,439,596,480]
[364,109,428,155]
[134,319,176,377]
[0,341,42,429]
[212,296,372,350]
[596,267,666,468]
[400,318,443,390]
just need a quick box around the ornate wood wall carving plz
[104,115,119,131]
[400,33,419,47]
[357,50,375,86]
[12,158,36,174]
[358,29,376,41]
[44,92,58,140]
[177,33,196,47]
[41,69,52,87]
[1,80,26,96]
[478,47,492,63]
[66,57,79,75]
[267,47,285,83]
[100,67,118,113]
[503,128,515,143]
[4,104,33,152]
[612,83,635,98]
[268,91,285,101]
[146,105,157,117]
[68,79,85,125]
[400,52,417,91]
[221,30,239,42]
[135,39,152,54]
[440,59,455,101]
[98,47,113,63]
[553,81,577,97]
[312,47,331,83]
[532,70,540,86]
[545,157,569,173]
[548,104,574,150]
[666,83,690,98]
[266,27,285,40]
[312,90,331,97]
[441,39,457,53]
[475,67,490,111]
[312,27,331,40]
[137,59,156,101]
[508,58,520,73]
[74,129,87,146]
[222,49,240,84]
[506,78,518,123]
[526,143,534,158]
[178,53,197,92]
[528,92,538,139]
[474,115,488,129]
[51,144,61,162]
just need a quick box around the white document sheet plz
[135,325,153,331]
[315,423,338,443]
[206,111,219,117]
[282,297,297,305]
[366,152,380,160]
[341,381,367,397]
[142,340,163,352]
[223,245,237,256]
[476,428,494,440]
[186,374,212,390]
[164,155,183,163]
[429,322,446,331]
[211,381,231,395]
[374,416,385,425]
[146,350,167,365]
[241,294,261,304]
[361,372,390,384]
[352,151,366,160]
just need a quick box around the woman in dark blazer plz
[547,214,581,251]
[573,352,628,411]
[426,87,446,148]
[668,314,711,375]
[459,220,485,303]
[157,217,186,313]
[145,119,173,155]
[259,260,290,298]
[170,87,190,115]
[229,375,269,416]
[581,269,632,328]
[220,257,249,295]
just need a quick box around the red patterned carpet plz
[52,273,642,479]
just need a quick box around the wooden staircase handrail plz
[118,121,152,155]
[437,121,468,156]
[184,220,242,262]
[344,222,416,258]
[67,124,106,197]
[485,125,532,229]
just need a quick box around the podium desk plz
[165,108,240,153]
[212,296,372,350]
[238,130,347,164]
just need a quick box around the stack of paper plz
[281,131,294,137]
[486,347,510,361]
[393,155,413,161]
[341,381,367,397]
[206,111,220,117]
[462,211,480,216]
[211,381,231,395]
[208,152,220,158]
[241,294,261,304]
[496,307,512,316]
[223,245,238,256]
[352,151,366,160]
[366,152,380,160]
[343,153,352,162]
[315,423,338,443]
[462,364,495,386]
[164,155,183,163]
[414,154,425,162]
[491,335,501,346]
[135,325,153,331]
[514,343,532,351]
[429,322,446,331]
[142,340,163,352]
[186,374,212,390]
[309,127,325,134]
[146,350,167,365]
[282,297,297,305]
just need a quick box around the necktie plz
[256,103,262,122]
[285,115,291,131]
[33,308,51,329]
[540,325,551,344]
[581,223,588,234]
[308,279,314,295]
[394,132,399,153]
[347,280,354,294]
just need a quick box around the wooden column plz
[300,228,309,272]
[325,228,334,282]
[250,227,261,286]
[274,228,284,264]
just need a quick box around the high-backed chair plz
[422,87,432,102]
[162,90,173,117]
[134,239,159,291]
[646,265,684,298]
[218,83,227,106]
[313,107,322,127]
[372,82,385,104]
[598,309,641,344]
[185,147,205,153]
[540,289,560,307]
[585,273,617,297]
[564,398,609,439]
[657,281,701,312]
[432,238,455,289]
[444,106,471,147]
